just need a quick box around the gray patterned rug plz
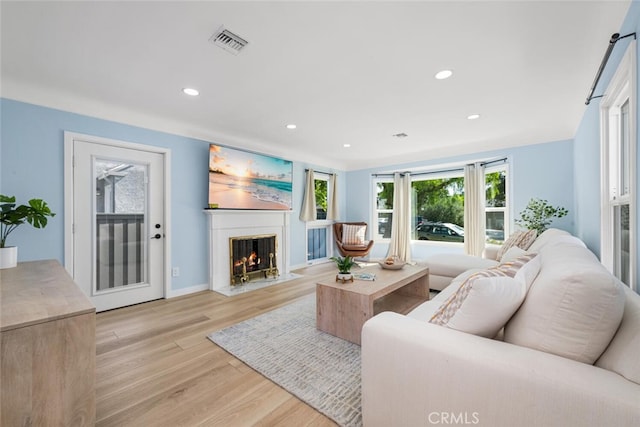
[207,294,362,427]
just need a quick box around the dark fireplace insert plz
[229,234,278,285]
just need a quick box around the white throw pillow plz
[431,276,526,338]
[514,252,541,291]
[342,224,366,245]
[429,254,536,338]
[499,246,527,262]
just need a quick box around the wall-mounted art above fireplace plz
[208,144,293,210]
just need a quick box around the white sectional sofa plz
[361,229,640,427]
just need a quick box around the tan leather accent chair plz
[333,222,374,258]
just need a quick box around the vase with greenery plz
[0,195,55,268]
[330,255,356,280]
[515,198,568,236]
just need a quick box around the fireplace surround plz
[205,210,290,293]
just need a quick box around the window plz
[411,173,464,241]
[373,164,508,243]
[485,167,508,244]
[306,173,332,263]
[314,176,328,220]
[601,41,636,288]
[374,179,394,239]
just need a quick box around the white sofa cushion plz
[427,254,537,338]
[504,238,626,364]
[596,286,640,385]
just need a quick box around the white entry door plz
[66,134,168,312]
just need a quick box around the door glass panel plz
[614,203,630,286]
[95,159,147,292]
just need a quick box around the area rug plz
[207,294,362,427]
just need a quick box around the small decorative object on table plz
[354,272,376,281]
[330,255,355,283]
[379,255,405,270]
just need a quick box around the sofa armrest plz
[361,312,640,427]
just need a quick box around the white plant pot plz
[337,272,352,281]
[0,246,18,269]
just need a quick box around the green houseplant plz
[0,195,55,268]
[330,255,356,281]
[515,198,568,236]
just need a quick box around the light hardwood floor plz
[95,263,339,427]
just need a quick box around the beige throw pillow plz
[496,229,537,261]
[429,254,537,338]
[343,224,366,245]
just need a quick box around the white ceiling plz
[0,1,631,170]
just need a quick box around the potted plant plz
[515,198,568,236]
[0,195,55,269]
[330,255,356,282]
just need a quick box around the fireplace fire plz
[229,234,279,285]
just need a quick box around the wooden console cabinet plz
[1,260,96,426]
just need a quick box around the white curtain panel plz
[386,172,412,262]
[327,173,339,220]
[300,169,316,221]
[464,163,486,256]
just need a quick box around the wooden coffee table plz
[316,263,429,345]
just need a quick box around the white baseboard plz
[166,283,209,298]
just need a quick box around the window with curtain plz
[373,164,508,243]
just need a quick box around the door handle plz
[151,233,162,239]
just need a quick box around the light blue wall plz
[574,1,640,266]
[346,140,575,259]
[0,98,340,290]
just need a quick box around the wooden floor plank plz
[96,264,338,426]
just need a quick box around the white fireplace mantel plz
[204,210,291,292]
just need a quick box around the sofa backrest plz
[595,286,640,385]
[527,228,571,252]
[504,234,626,364]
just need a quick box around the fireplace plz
[229,234,279,285]
[205,210,290,293]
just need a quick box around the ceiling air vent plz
[209,27,248,55]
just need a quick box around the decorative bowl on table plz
[378,256,405,270]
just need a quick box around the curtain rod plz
[586,32,636,105]
[372,157,507,179]
[305,168,335,176]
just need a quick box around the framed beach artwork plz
[208,144,293,210]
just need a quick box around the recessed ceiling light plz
[435,70,453,80]
[182,87,199,96]
[467,114,481,120]
[343,144,351,148]
[286,124,297,130]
